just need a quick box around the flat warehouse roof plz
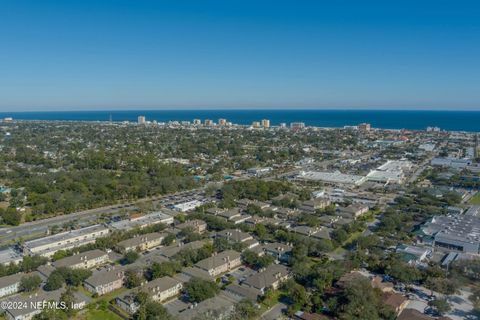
[25,224,109,249]
[298,171,366,185]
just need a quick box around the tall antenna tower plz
[109,113,112,123]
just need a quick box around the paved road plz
[358,269,476,320]
[0,188,207,245]
[407,284,476,320]
[261,302,287,320]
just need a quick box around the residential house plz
[371,276,394,293]
[382,292,409,316]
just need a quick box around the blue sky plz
[0,0,479,111]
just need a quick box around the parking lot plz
[164,297,191,316]
[226,266,257,283]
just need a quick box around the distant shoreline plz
[1,109,479,132]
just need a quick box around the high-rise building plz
[261,119,270,128]
[358,123,371,132]
[193,119,201,125]
[204,119,213,126]
[252,121,261,128]
[218,118,227,126]
[426,126,441,132]
[138,116,146,124]
[290,122,305,130]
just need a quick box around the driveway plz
[261,302,287,320]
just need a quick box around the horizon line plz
[0,107,480,113]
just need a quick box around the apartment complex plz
[53,249,109,269]
[116,232,166,253]
[23,225,110,258]
[84,267,125,296]
[0,273,23,298]
[195,250,242,277]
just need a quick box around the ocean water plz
[0,109,479,132]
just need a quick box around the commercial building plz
[116,232,166,253]
[137,116,146,124]
[419,143,436,152]
[261,119,270,128]
[251,121,261,128]
[0,248,23,266]
[420,215,480,254]
[53,249,109,270]
[290,122,305,130]
[172,200,204,212]
[84,267,125,296]
[431,157,472,169]
[218,118,227,126]
[366,160,413,184]
[358,123,371,132]
[297,170,366,186]
[109,211,173,231]
[246,167,272,176]
[204,119,213,126]
[23,224,110,258]
[396,245,431,264]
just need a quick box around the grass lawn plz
[259,289,284,313]
[470,192,480,205]
[79,286,127,304]
[77,309,122,320]
[343,231,363,247]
